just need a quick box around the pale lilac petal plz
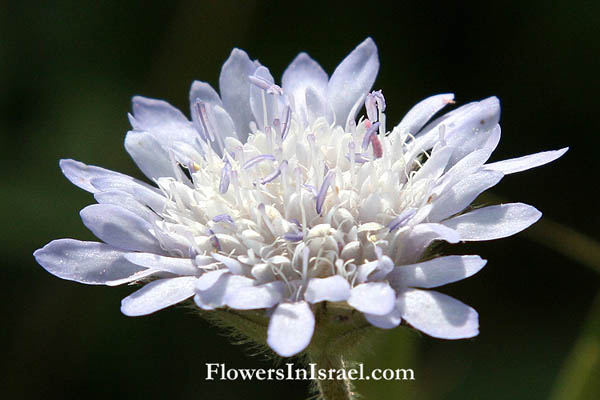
[124,253,199,276]
[124,130,177,180]
[195,269,228,291]
[94,190,160,224]
[249,66,279,131]
[388,255,486,289]
[485,147,568,174]
[194,274,254,310]
[211,104,239,153]
[327,38,379,124]
[121,277,197,316]
[411,97,500,160]
[34,239,145,285]
[444,203,542,241]
[364,307,402,329]
[396,93,455,135]
[90,176,166,212]
[267,302,315,357]
[226,281,285,310]
[189,81,222,111]
[59,159,133,194]
[130,96,199,146]
[428,170,504,221]
[304,276,351,303]
[219,48,256,142]
[80,204,163,253]
[347,282,395,316]
[398,289,479,339]
[282,52,328,124]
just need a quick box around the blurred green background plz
[1,1,599,399]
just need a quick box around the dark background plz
[1,1,599,399]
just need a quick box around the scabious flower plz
[35,38,566,357]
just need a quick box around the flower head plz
[34,38,567,357]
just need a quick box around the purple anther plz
[259,168,282,184]
[281,106,291,141]
[242,154,276,170]
[208,229,221,251]
[283,232,304,242]
[387,209,417,231]
[289,218,301,227]
[248,75,283,95]
[212,214,235,225]
[302,184,318,196]
[361,121,381,151]
[345,152,370,164]
[365,95,378,123]
[219,160,232,193]
[316,170,335,215]
[193,102,208,142]
[197,102,216,142]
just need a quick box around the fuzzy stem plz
[308,352,353,400]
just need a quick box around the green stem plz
[308,352,354,400]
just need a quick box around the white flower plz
[34,38,567,357]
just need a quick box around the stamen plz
[219,160,232,193]
[248,75,284,96]
[243,154,276,170]
[283,232,303,242]
[259,166,282,184]
[387,208,417,231]
[281,106,292,141]
[361,121,380,151]
[316,170,335,215]
[208,229,221,251]
[212,214,235,225]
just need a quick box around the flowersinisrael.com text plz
[205,363,415,381]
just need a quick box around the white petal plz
[34,239,146,285]
[94,190,160,224]
[267,302,315,357]
[485,147,568,174]
[443,203,541,241]
[226,281,285,310]
[392,223,460,264]
[412,146,454,182]
[130,96,199,147]
[388,255,486,289]
[124,253,198,276]
[347,282,395,316]
[194,274,253,310]
[396,93,455,135]
[124,130,177,180]
[364,307,402,329]
[428,170,504,221]
[327,38,379,124]
[121,277,197,316]
[212,253,245,275]
[219,48,256,142]
[80,204,163,253]
[282,52,328,125]
[304,276,351,303]
[398,289,479,339]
